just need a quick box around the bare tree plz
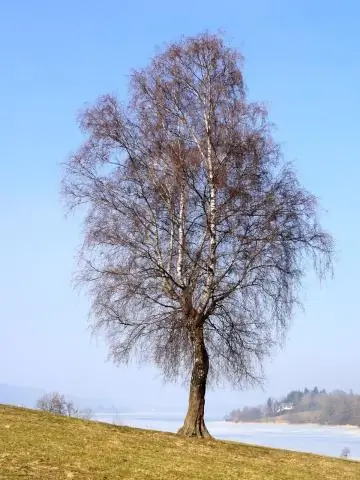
[36,392,92,419]
[37,392,69,415]
[62,33,333,437]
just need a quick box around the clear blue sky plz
[1,0,359,412]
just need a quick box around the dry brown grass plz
[1,404,359,479]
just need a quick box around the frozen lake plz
[94,411,360,460]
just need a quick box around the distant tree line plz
[226,388,360,427]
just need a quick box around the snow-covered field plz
[94,411,360,460]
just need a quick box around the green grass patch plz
[1,404,359,479]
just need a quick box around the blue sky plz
[1,0,359,412]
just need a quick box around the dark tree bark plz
[178,322,211,438]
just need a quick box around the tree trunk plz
[177,324,212,438]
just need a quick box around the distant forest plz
[226,388,360,427]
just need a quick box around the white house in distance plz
[276,403,295,415]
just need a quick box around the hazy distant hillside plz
[0,383,45,407]
[0,383,130,412]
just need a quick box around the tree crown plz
[62,33,333,388]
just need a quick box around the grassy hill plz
[1,405,359,479]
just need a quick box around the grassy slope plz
[1,405,359,479]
